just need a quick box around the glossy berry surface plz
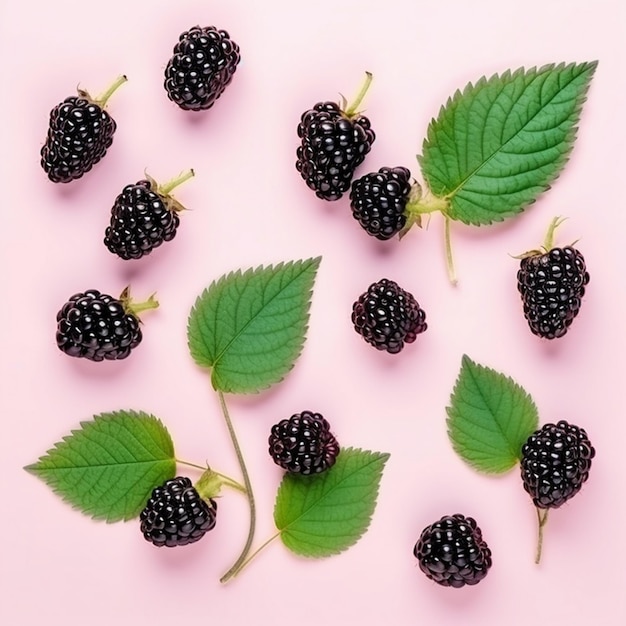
[521,420,595,509]
[56,289,142,361]
[517,246,590,339]
[104,180,180,260]
[164,25,241,111]
[352,279,427,354]
[296,101,375,201]
[41,96,116,183]
[414,514,492,588]
[269,410,340,475]
[350,166,411,239]
[140,477,217,548]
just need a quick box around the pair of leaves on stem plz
[27,258,389,568]
[26,410,389,559]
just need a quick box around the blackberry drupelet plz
[41,76,126,183]
[350,166,412,239]
[269,410,340,475]
[352,279,427,354]
[517,218,590,339]
[520,420,595,509]
[296,73,376,201]
[104,170,194,260]
[414,514,492,588]
[164,25,241,111]
[56,288,158,361]
[140,477,218,548]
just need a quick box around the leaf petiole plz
[225,532,281,580]
[444,216,457,286]
[218,390,257,583]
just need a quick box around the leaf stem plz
[444,216,457,285]
[217,390,257,583]
[176,460,247,494]
[535,507,549,564]
[176,459,207,471]
[344,72,373,117]
[225,532,281,580]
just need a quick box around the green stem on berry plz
[176,460,247,494]
[159,169,196,196]
[444,216,458,286]
[343,72,373,118]
[119,287,159,318]
[217,390,257,584]
[535,507,550,564]
[405,191,449,217]
[542,216,567,251]
[93,75,128,108]
[225,532,281,579]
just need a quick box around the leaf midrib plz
[277,454,385,533]
[26,458,174,472]
[210,262,313,372]
[446,65,587,200]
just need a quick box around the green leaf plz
[419,61,597,225]
[274,448,390,558]
[446,355,539,473]
[25,411,176,522]
[187,257,321,394]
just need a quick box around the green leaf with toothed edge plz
[24,411,176,522]
[446,355,539,474]
[274,448,390,558]
[419,61,597,225]
[187,257,321,394]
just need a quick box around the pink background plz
[2,0,625,623]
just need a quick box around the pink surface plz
[2,0,625,624]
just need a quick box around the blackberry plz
[140,476,217,547]
[517,218,590,339]
[520,420,595,509]
[296,73,376,201]
[164,26,241,111]
[350,167,413,239]
[41,76,126,183]
[352,279,427,354]
[414,514,492,588]
[269,410,340,475]
[104,170,194,260]
[56,287,158,361]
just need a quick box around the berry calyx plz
[140,476,218,547]
[414,514,492,588]
[296,73,376,201]
[56,287,158,361]
[351,279,427,354]
[516,217,590,339]
[269,411,340,475]
[41,75,127,183]
[104,170,194,260]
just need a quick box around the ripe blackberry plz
[296,73,376,201]
[164,25,241,111]
[104,170,194,260]
[521,420,595,509]
[352,279,427,354]
[350,167,413,240]
[414,514,492,588]
[56,287,158,361]
[269,410,340,475]
[41,76,127,183]
[140,476,218,548]
[517,218,590,339]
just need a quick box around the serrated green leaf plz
[25,411,176,522]
[419,62,597,225]
[187,257,321,394]
[274,448,389,558]
[446,355,539,473]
